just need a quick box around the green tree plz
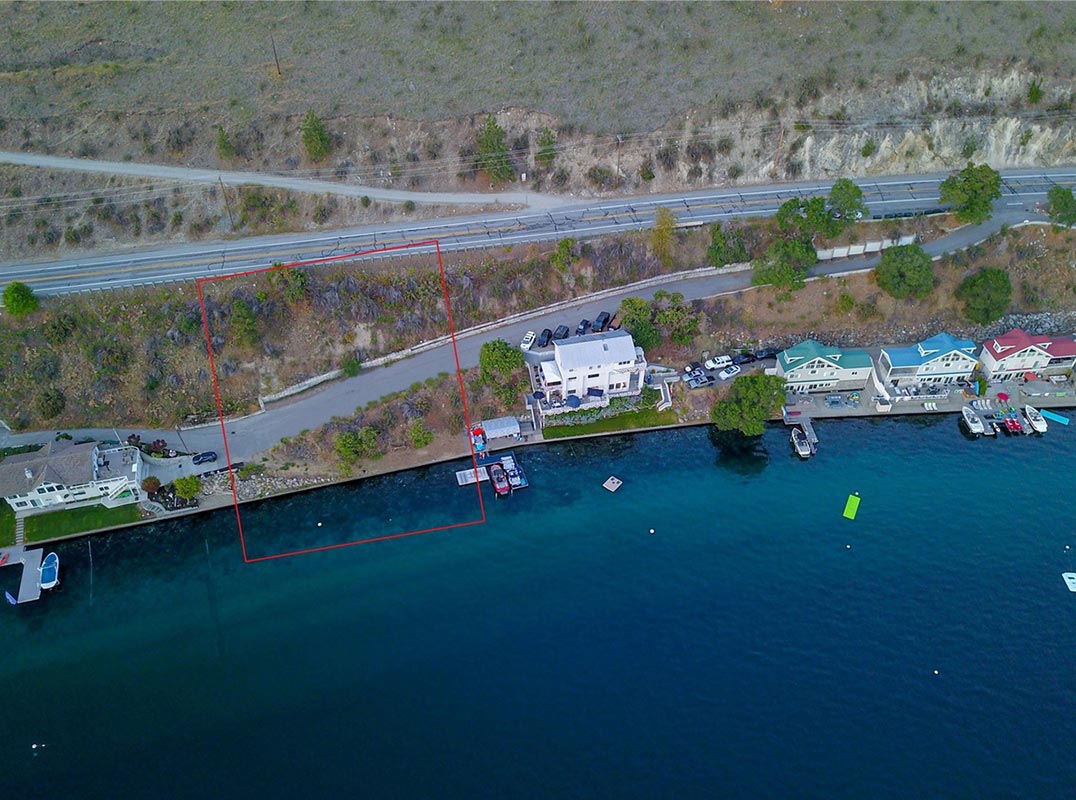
[230,299,259,346]
[479,339,525,385]
[1046,185,1076,226]
[775,196,839,239]
[955,267,1012,324]
[408,420,434,449]
[173,475,202,500]
[550,238,576,272]
[751,238,817,291]
[650,207,677,268]
[216,127,236,160]
[653,290,701,346]
[828,178,868,225]
[706,222,749,267]
[616,296,662,351]
[874,244,935,300]
[476,115,514,183]
[710,373,787,437]
[939,162,1002,224]
[269,267,309,304]
[2,281,39,316]
[35,388,66,419]
[335,428,382,465]
[141,476,161,494]
[301,110,331,162]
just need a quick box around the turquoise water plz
[3,418,1076,798]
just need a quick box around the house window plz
[587,373,600,379]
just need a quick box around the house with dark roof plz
[877,332,979,387]
[774,339,874,392]
[0,439,143,515]
[978,328,1076,381]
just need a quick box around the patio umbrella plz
[565,395,582,408]
[532,391,545,400]
[998,392,1009,402]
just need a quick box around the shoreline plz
[19,390,1076,548]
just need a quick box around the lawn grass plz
[24,503,141,543]
[0,502,14,548]
[542,406,680,439]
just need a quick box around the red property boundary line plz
[196,239,486,562]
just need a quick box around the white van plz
[704,355,732,370]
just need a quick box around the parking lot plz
[680,348,780,389]
[142,451,223,485]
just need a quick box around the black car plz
[553,325,570,341]
[732,353,757,366]
[576,319,591,336]
[754,348,779,360]
[537,328,553,347]
[593,311,611,332]
[192,451,217,465]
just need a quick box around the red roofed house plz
[978,328,1076,381]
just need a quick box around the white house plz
[0,440,143,515]
[533,330,647,407]
[877,332,979,387]
[979,328,1076,381]
[775,339,874,392]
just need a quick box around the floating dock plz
[843,493,861,520]
[455,466,490,486]
[0,546,44,604]
[603,476,623,492]
[1041,409,1070,426]
[475,451,529,492]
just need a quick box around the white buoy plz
[933,669,939,675]
[846,544,851,549]
[649,528,655,535]
[317,522,323,527]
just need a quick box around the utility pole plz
[270,31,282,78]
[615,135,623,188]
[218,177,236,230]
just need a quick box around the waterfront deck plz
[0,546,44,603]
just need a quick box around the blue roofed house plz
[774,340,874,393]
[877,332,979,387]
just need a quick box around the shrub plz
[475,115,514,183]
[1028,79,1044,105]
[342,357,362,377]
[639,155,655,181]
[301,110,331,162]
[216,127,236,160]
[335,428,382,465]
[2,281,39,316]
[836,293,855,314]
[36,388,66,419]
[141,476,161,494]
[408,420,434,449]
[403,199,416,212]
[955,267,1012,324]
[861,138,877,158]
[230,299,259,346]
[536,127,557,169]
[173,475,202,500]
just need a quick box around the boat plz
[790,426,812,458]
[502,456,524,488]
[983,421,998,437]
[960,405,985,435]
[1023,405,1048,434]
[38,552,59,590]
[1064,573,1076,593]
[489,463,511,496]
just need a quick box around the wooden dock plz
[783,410,819,455]
[1,545,43,604]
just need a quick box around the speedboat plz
[960,405,985,435]
[1024,405,1048,434]
[489,463,511,496]
[39,552,59,590]
[790,426,812,459]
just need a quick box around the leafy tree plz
[874,244,935,300]
[550,238,576,272]
[710,374,787,437]
[939,162,1002,225]
[536,127,557,169]
[173,475,202,500]
[408,420,434,449]
[706,223,748,267]
[335,428,382,465]
[2,281,39,316]
[616,297,662,351]
[476,115,514,183]
[751,238,817,291]
[479,339,525,385]
[1046,185,1076,226]
[650,207,677,268]
[230,299,259,346]
[141,476,161,494]
[301,110,331,162]
[653,290,701,346]
[828,178,868,225]
[775,196,839,239]
[955,267,1012,324]
[36,388,66,419]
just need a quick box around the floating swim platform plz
[1041,409,1069,426]
[603,476,623,493]
[1064,573,1076,592]
[843,492,861,520]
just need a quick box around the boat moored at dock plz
[960,405,985,436]
[489,463,511,497]
[791,426,812,458]
[38,552,59,590]
[1023,405,1048,434]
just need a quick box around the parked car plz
[754,347,780,360]
[718,365,741,381]
[688,375,716,389]
[593,311,612,332]
[576,319,591,336]
[732,353,757,366]
[520,331,536,351]
[553,325,570,341]
[192,451,217,465]
[704,355,732,371]
[537,328,553,347]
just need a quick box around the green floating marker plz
[843,492,861,520]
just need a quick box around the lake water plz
[3,417,1076,798]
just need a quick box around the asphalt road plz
[4,166,1074,295]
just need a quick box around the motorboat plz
[39,552,59,590]
[960,405,985,435]
[790,426,812,459]
[1024,405,1048,434]
[489,463,511,496]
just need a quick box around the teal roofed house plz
[774,339,874,393]
[878,332,978,387]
